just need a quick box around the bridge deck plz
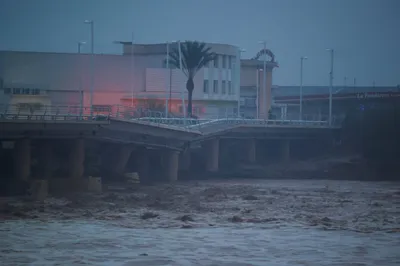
[0,104,341,149]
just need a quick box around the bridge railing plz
[0,104,108,122]
[0,104,343,128]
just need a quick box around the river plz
[1,179,399,265]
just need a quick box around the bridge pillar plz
[281,140,290,162]
[68,139,85,178]
[13,139,31,181]
[37,141,53,179]
[179,150,191,171]
[164,150,179,182]
[136,148,150,183]
[113,145,134,175]
[246,139,257,163]
[205,138,219,172]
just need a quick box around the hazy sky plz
[1,0,399,86]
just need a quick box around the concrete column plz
[13,139,31,181]
[179,150,191,171]
[68,139,85,178]
[136,148,149,183]
[281,140,290,162]
[246,139,256,163]
[37,141,53,179]
[113,146,134,174]
[205,138,219,172]
[164,150,179,182]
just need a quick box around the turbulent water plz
[1,179,400,265]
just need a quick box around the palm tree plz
[168,41,216,117]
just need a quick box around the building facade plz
[0,42,264,119]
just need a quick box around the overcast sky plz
[1,0,399,86]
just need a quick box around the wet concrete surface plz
[1,179,400,265]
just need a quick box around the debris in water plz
[242,195,259,201]
[141,212,159,220]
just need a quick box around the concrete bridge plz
[0,104,341,196]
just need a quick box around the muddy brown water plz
[1,179,399,265]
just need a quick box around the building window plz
[228,56,232,69]
[92,105,111,112]
[228,81,233,94]
[213,80,218,93]
[17,103,43,112]
[221,81,226,94]
[222,55,226,68]
[203,80,209,93]
[3,88,11,94]
[214,55,219,68]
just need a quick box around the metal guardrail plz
[0,104,342,129]
[0,105,108,122]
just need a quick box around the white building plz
[0,42,276,119]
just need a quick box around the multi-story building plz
[0,41,278,119]
[0,42,260,118]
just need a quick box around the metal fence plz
[0,104,342,129]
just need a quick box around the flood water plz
[1,179,400,265]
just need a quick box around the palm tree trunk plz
[187,90,193,117]
[186,78,195,118]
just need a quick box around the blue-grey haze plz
[0,0,399,86]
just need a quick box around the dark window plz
[222,55,226,68]
[213,80,218,93]
[214,56,219,68]
[203,80,209,93]
[228,81,232,94]
[3,88,11,94]
[92,105,111,112]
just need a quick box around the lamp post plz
[238,48,246,118]
[259,41,267,118]
[165,41,170,117]
[130,32,135,108]
[299,56,307,120]
[326,48,334,126]
[78,41,86,118]
[177,41,186,121]
[84,20,94,116]
[256,69,261,119]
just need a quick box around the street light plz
[165,41,170,118]
[238,48,246,118]
[326,48,334,126]
[84,20,94,116]
[130,32,135,108]
[299,56,308,120]
[78,41,86,117]
[256,68,262,119]
[259,41,267,118]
